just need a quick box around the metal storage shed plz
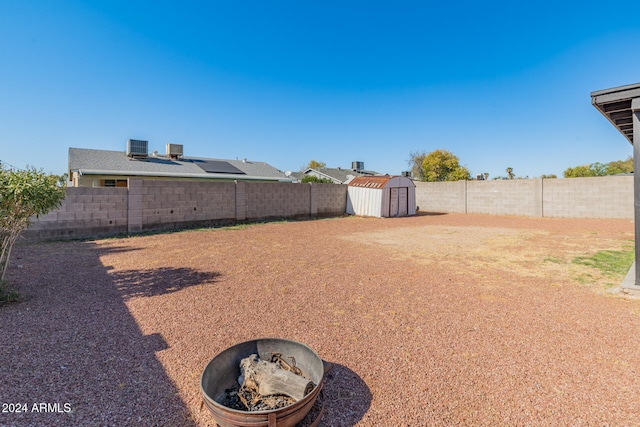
[346,175,416,218]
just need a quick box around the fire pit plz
[201,338,326,427]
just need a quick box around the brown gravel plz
[2,213,640,426]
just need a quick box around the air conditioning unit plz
[352,161,364,172]
[166,143,183,158]
[127,139,148,158]
[401,171,412,177]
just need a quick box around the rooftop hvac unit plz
[401,171,412,177]
[127,139,148,158]
[166,143,183,158]
[352,161,364,172]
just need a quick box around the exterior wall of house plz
[72,174,282,187]
[25,180,348,241]
[415,175,633,218]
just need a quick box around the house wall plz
[25,179,348,241]
[415,175,633,218]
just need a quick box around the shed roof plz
[348,175,415,189]
[591,83,640,144]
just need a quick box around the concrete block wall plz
[25,187,128,240]
[140,180,236,231]
[26,176,631,241]
[311,183,348,216]
[467,179,543,217]
[25,180,348,241]
[244,182,311,220]
[415,175,632,219]
[415,181,466,213]
[542,175,633,218]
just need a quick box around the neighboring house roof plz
[301,167,379,184]
[68,148,294,181]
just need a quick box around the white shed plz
[346,175,416,218]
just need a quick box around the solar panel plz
[195,160,246,174]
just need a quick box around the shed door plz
[390,188,399,216]
[398,187,408,216]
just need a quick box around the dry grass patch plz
[342,224,634,293]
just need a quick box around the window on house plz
[101,179,128,187]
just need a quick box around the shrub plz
[0,166,66,290]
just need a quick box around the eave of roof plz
[591,83,640,145]
[303,167,379,183]
[74,169,296,182]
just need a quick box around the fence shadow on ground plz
[109,266,221,300]
[0,240,197,426]
[320,362,372,426]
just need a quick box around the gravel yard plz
[2,213,640,426]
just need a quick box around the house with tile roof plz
[68,140,295,187]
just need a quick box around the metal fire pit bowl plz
[201,338,325,427]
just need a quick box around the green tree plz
[421,149,470,182]
[564,165,596,178]
[302,160,326,171]
[407,150,427,181]
[506,167,515,179]
[607,157,633,175]
[1,166,66,295]
[301,175,333,184]
[564,157,633,178]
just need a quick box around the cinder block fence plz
[25,179,348,241]
[25,175,633,241]
[414,175,633,219]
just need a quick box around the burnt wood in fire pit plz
[201,338,325,427]
[238,353,315,410]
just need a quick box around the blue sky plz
[2,1,639,179]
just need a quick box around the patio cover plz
[591,83,640,289]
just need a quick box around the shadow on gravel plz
[0,240,197,426]
[109,267,221,300]
[321,363,372,426]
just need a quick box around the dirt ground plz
[2,213,640,426]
